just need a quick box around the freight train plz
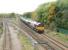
[20,17,44,33]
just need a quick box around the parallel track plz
[8,20,68,50]
[3,22,12,50]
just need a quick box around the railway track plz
[2,21,12,50]
[41,34,68,50]
[8,20,68,50]
[8,20,55,50]
[21,27,55,50]
[8,21,58,50]
[42,34,68,49]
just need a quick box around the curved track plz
[8,20,55,50]
[19,21,68,50]
[9,21,57,50]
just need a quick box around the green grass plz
[45,29,68,43]
[18,33,34,50]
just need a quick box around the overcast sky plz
[0,0,56,14]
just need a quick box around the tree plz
[58,0,68,9]
[23,12,32,18]
[56,0,68,29]
[9,13,16,18]
[36,3,50,23]
[31,11,37,20]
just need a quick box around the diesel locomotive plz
[20,17,44,33]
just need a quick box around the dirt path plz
[8,23,22,50]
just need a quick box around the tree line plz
[22,0,68,31]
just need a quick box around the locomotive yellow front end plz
[35,23,44,33]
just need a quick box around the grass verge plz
[18,33,34,50]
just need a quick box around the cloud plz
[0,0,56,14]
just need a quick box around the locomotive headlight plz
[36,27,44,30]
